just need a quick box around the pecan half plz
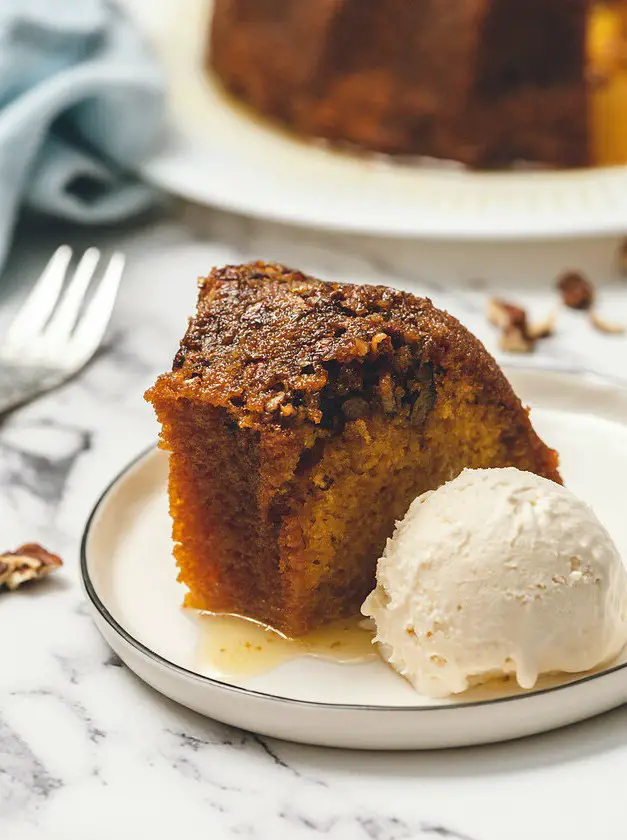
[0,544,62,591]
[556,271,595,310]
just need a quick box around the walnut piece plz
[556,271,595,310]
[589,312,626,335]
[0,544,62,591]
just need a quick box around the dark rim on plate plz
[80,368,627,712]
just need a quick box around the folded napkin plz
[0,0,164,273]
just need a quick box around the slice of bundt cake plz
[146,263,560,636]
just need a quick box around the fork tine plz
[4,246,73,346]
[43,248,101,345]
[68,252,125,367]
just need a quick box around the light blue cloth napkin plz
[0,0,164,272]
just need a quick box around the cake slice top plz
[154,261,515,428]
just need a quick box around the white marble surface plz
[1,208,627,840]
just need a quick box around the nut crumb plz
[556,271,595,310]
[378,372,397,414]
[589,312,626,335]
[354,337,369,357]
[265,392,286,412]
[0,544,62,591]
[499,324,535,354]
[370,332,390,353]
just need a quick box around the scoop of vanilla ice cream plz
[362,467,627,698]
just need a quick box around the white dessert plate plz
[123,0,627,240]
[81,369,627,750]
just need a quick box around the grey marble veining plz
[1,210,627,840]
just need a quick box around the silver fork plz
[0,246,125,415]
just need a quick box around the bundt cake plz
[209,0,590,168]
[208,0,627,169]
[147,263,560,636]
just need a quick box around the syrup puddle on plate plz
[191,611,377,677]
